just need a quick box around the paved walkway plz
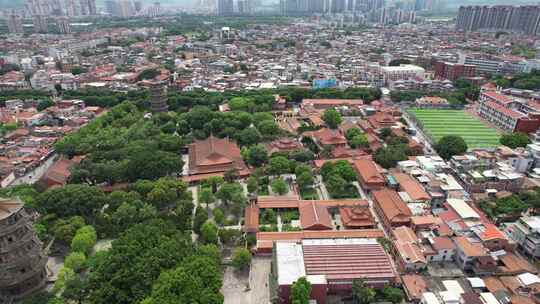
[222,257,271,304]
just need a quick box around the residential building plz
[425,236,456,262]
[434,62,476,81]
[456,5,540,36]
[218,0,234,16]
[392,172,431,203]
[56,17,71,34]
[32,15,48,33]
[392,226,427,272]
[453,236,496,274]
[505,216,540,258]
[7,12,24,34]
[380,64,425,85]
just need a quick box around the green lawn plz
[409,108,501,149]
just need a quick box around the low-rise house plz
[505,216,540,258]
[393,226,427,271]
[392,172,431,203]
[454,236,496,274]
[425,236,456,262]
[372,188,412,233]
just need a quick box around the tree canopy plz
[435,135,468,160]
[500,132,530,149]
[290,277,312,304]
[322,108,342,129]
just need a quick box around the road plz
[402,111,436,156]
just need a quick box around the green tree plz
[290,277,312,304]
[199,188,215,210]
[297,171,314,189]
[137,68,160,81]
[51,216,86,243]
[63,276,90,304]
[216,182,245,205]
[213,208,225,226]
[141,255,223,304]
[111,201,157,235]
[334,160,357,182]
[435,135,468,160]
[325,173,347,196]
[35,184,108,221]
[219,228,240,245]
[374,146,408,169]
[500,132,530,149]
[271,178,288,195]
[261,209,277,225]
[71,225,97,255]
[243,144,268,167]
[64,252,87,273]
[379,127,392,140]
[382,286,405,304]
[268,156,291,175]
[200,220,219,244]
[350,134,368,148]
[236,127,262,146]
[206,176,224,193]
[54,267,76,294]
[352,279,376,304]
[322,108,342,129]
[193,206,208,234]
[232,247,251,271]
[345,127,362,140]
[247,176,258,194]
[257,120,281,137]
[37,99,54,111]
[71,66,88,75]
[87,220,194,304]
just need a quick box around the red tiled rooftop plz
[257,229,385,242]
[372,188,412,223]
[299,201,333,230]
[393,172,430,201]
[302,242,397,281]
[453,236,488,257]
[244,204,259,233]
[401,275,427,301]
[302,99,364,107]
[188,135,247,175]
[431,236,455,251]
[339,203,375,229]
[353,159,385,185]
[483,91,515,105]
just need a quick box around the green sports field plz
[409,108,501,149]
